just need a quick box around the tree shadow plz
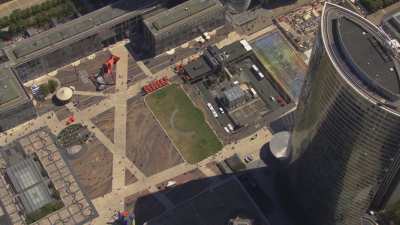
[51,95,68,107]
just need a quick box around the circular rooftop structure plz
[322,2,400,111]
[56,87,73,102]
[270,131,290,159]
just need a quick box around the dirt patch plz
[125,169,137,186]
[55,106,72,121]
[91,107,115,143]
[67,137,113,199]
[126,98,183,176]
[76,95,106,111]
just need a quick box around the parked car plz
[224,127,230,133]
[219,107,225,114]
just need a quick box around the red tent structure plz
[143,77,170,94]
[66,115,76,125]
[104,55,120,75]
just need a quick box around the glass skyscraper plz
[287,3,400,225]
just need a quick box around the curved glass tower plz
[288,3,400,225]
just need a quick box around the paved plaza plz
[0,32,272,225]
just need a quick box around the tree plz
[31,5,41,15]
[39,83,50,96]
[0,17,9,28]
[47,79,58,93]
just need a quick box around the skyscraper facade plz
[287,3,400,225]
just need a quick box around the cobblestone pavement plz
[0,129,97,225]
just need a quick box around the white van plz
[251,64,264,79]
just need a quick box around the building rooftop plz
[5,157,53,213]
[4,0,159,63]
[145,178,268,225]
[382,12,400,41]
[0,67,30,111]
[323,3,400,104]
[229,216,254,225]
[223,86,246,103]
[220,40,251,63]
[338,18,400,94]
[144,0,222,34]
[184,57,212,80]
[152,0,215,30]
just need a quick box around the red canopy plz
[105,55,120,74]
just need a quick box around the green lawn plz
[146,84,222,163]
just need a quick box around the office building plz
[222,86,246,109]
[3,0,161,82]
[182,39,252,83]
[143,0,225,55]
[0,67,36,131]
[183,57,213,83]
[287,3,400,225]
[382,11,400,41]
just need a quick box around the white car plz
[224,127,230,133]
[251,64,264,79]
[219,107,225,114]
[227,123,234,131]
[212,111,218,118]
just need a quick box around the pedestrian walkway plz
[136,61,153,77]
[74,90,108,97]
[110,45,130,191]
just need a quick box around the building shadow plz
[129,150,296,225]
[261,0,298,9]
